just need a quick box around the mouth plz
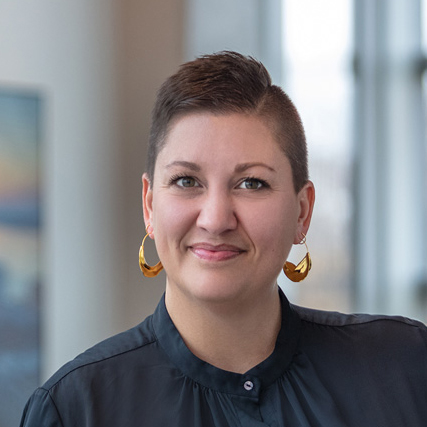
[188,243,245,262]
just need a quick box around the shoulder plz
[287,305,427,423]
[292,304,427,361]
[20,314,166,426]
[42,314,158,391]
[20,307,190,426]
[293,303,426,330]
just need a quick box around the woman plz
[21,52,427,426]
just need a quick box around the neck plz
[165,285,282,374]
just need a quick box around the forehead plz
[157,112,287,167]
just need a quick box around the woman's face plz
[143,112,314,304]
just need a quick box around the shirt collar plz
[152,287,301,397]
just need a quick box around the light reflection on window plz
[279,0,354,312]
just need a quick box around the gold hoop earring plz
[283,234,312,282]
[139,228,163,277]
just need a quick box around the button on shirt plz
[20,289,427,427]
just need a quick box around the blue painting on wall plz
[0,90,41,426]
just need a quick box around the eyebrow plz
[165,160,276,173]
[165,161,201,171]
[234,162,276,173]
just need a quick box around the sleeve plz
[20,388,64,427]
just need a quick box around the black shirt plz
[20,290,427,426]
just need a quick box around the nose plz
[196,188,237,235]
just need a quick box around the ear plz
[294,180,315,244]
[142,173,154,239]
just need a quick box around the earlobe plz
[142,173,154,237]
[294,181,315,244]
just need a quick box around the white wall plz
[185,0,282,83]
[0,0,184,379]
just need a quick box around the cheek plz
[256,201,298,256]
[152,196,195,248]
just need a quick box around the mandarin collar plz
[152,287,301,398]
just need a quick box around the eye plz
[175,176,199,188]
[238,178,267,190]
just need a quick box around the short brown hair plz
[147,51,308,192]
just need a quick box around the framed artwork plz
[0,89,42,426]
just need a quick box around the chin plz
[172,271,244,304]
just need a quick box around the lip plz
[189,242,245,262]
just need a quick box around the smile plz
[189,243,245,262]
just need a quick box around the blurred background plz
[0,0,426,425]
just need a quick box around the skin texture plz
[143,112,315,373]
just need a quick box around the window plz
[280,0,427,322]
[279,0,354,312]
